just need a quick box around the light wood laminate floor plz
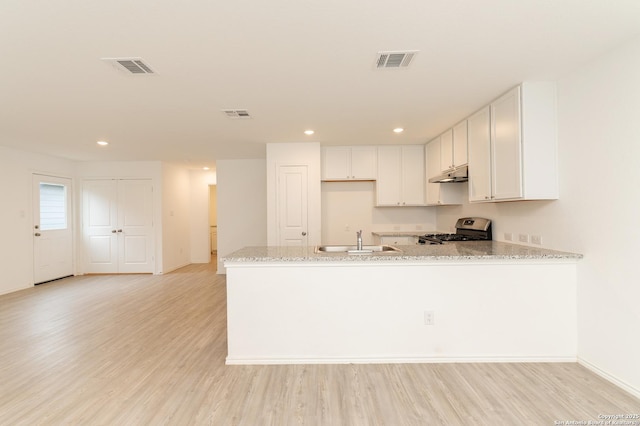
[0,260,638,425]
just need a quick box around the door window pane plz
[40,183,67,230]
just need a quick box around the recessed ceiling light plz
[304,130,314,135]
[393,128,404,133]
[203,167,210,171]
[96,140,109,146]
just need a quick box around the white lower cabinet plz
[376,145,425,206]
[468,82,559,202]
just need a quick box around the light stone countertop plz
[222,241,583,264]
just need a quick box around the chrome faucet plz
[356,230,363,251]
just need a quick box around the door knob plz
[302,232,307,236]
[117,229,123,233]
[34,233,41,237]
[112,230,117,233]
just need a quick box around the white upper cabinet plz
[433,121,468,175]
[452,120,468,168]
[426,136,442,179]
[439,129,454,172]
[426,137,464,206]
[491,87,523,200]
[376,145,425,206]
[468,82,559,203]
[467,106,492,202]
[321,146,377,180]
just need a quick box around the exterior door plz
[277,165,308,246]
[82,179,154,273]
[33,175,73,284]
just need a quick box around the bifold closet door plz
[83,179,154,274]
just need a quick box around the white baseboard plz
[0,283,33,296]
[578,357,640,399]
[226,355,577,365]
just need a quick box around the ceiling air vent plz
[101,57,156,75]
[374,51,419,69]
[222,109,252,119]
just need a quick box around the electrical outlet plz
[345,224,350,231]
[504,232,513,241]
[531,235,542,245]
[424,310,434,326]
[519,234,529,243]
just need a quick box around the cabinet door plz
[439,129,454,172]
[321,147,350,180]
[401,145,426,206]
[468,106,492,202]
[426,138,440,179]
[350,146,377,179]
[426,139,441,205]
[491,86,523,200]
[376,146,402,205]
[453,120,468,167]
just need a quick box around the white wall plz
[160,163,191,273]
[189,169,216,263]
[321,181,437,245]
[0,146,76,295]
[437,35,640,395]
[217,159,267,273]
[209,185,217,226]
[266,143,321,246]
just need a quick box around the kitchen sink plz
[314,245,401,254]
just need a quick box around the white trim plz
[578,357,640,399]
[226,355,578,365]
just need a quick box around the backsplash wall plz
[321,181,436,245]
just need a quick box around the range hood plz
[428,165,468,183]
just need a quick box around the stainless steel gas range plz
[418,217,492,245]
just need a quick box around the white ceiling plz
[2,1,640,168]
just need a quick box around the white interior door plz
[33,175,73,284]
[82,179,154,274]
[277,165,308,246]
[117,180,154,273]
[83,180,118,273]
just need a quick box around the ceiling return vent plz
[222,109,251,119]
[101,57,156,75]
[374,51,419,69]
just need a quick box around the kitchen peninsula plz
[223,242,582,365]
